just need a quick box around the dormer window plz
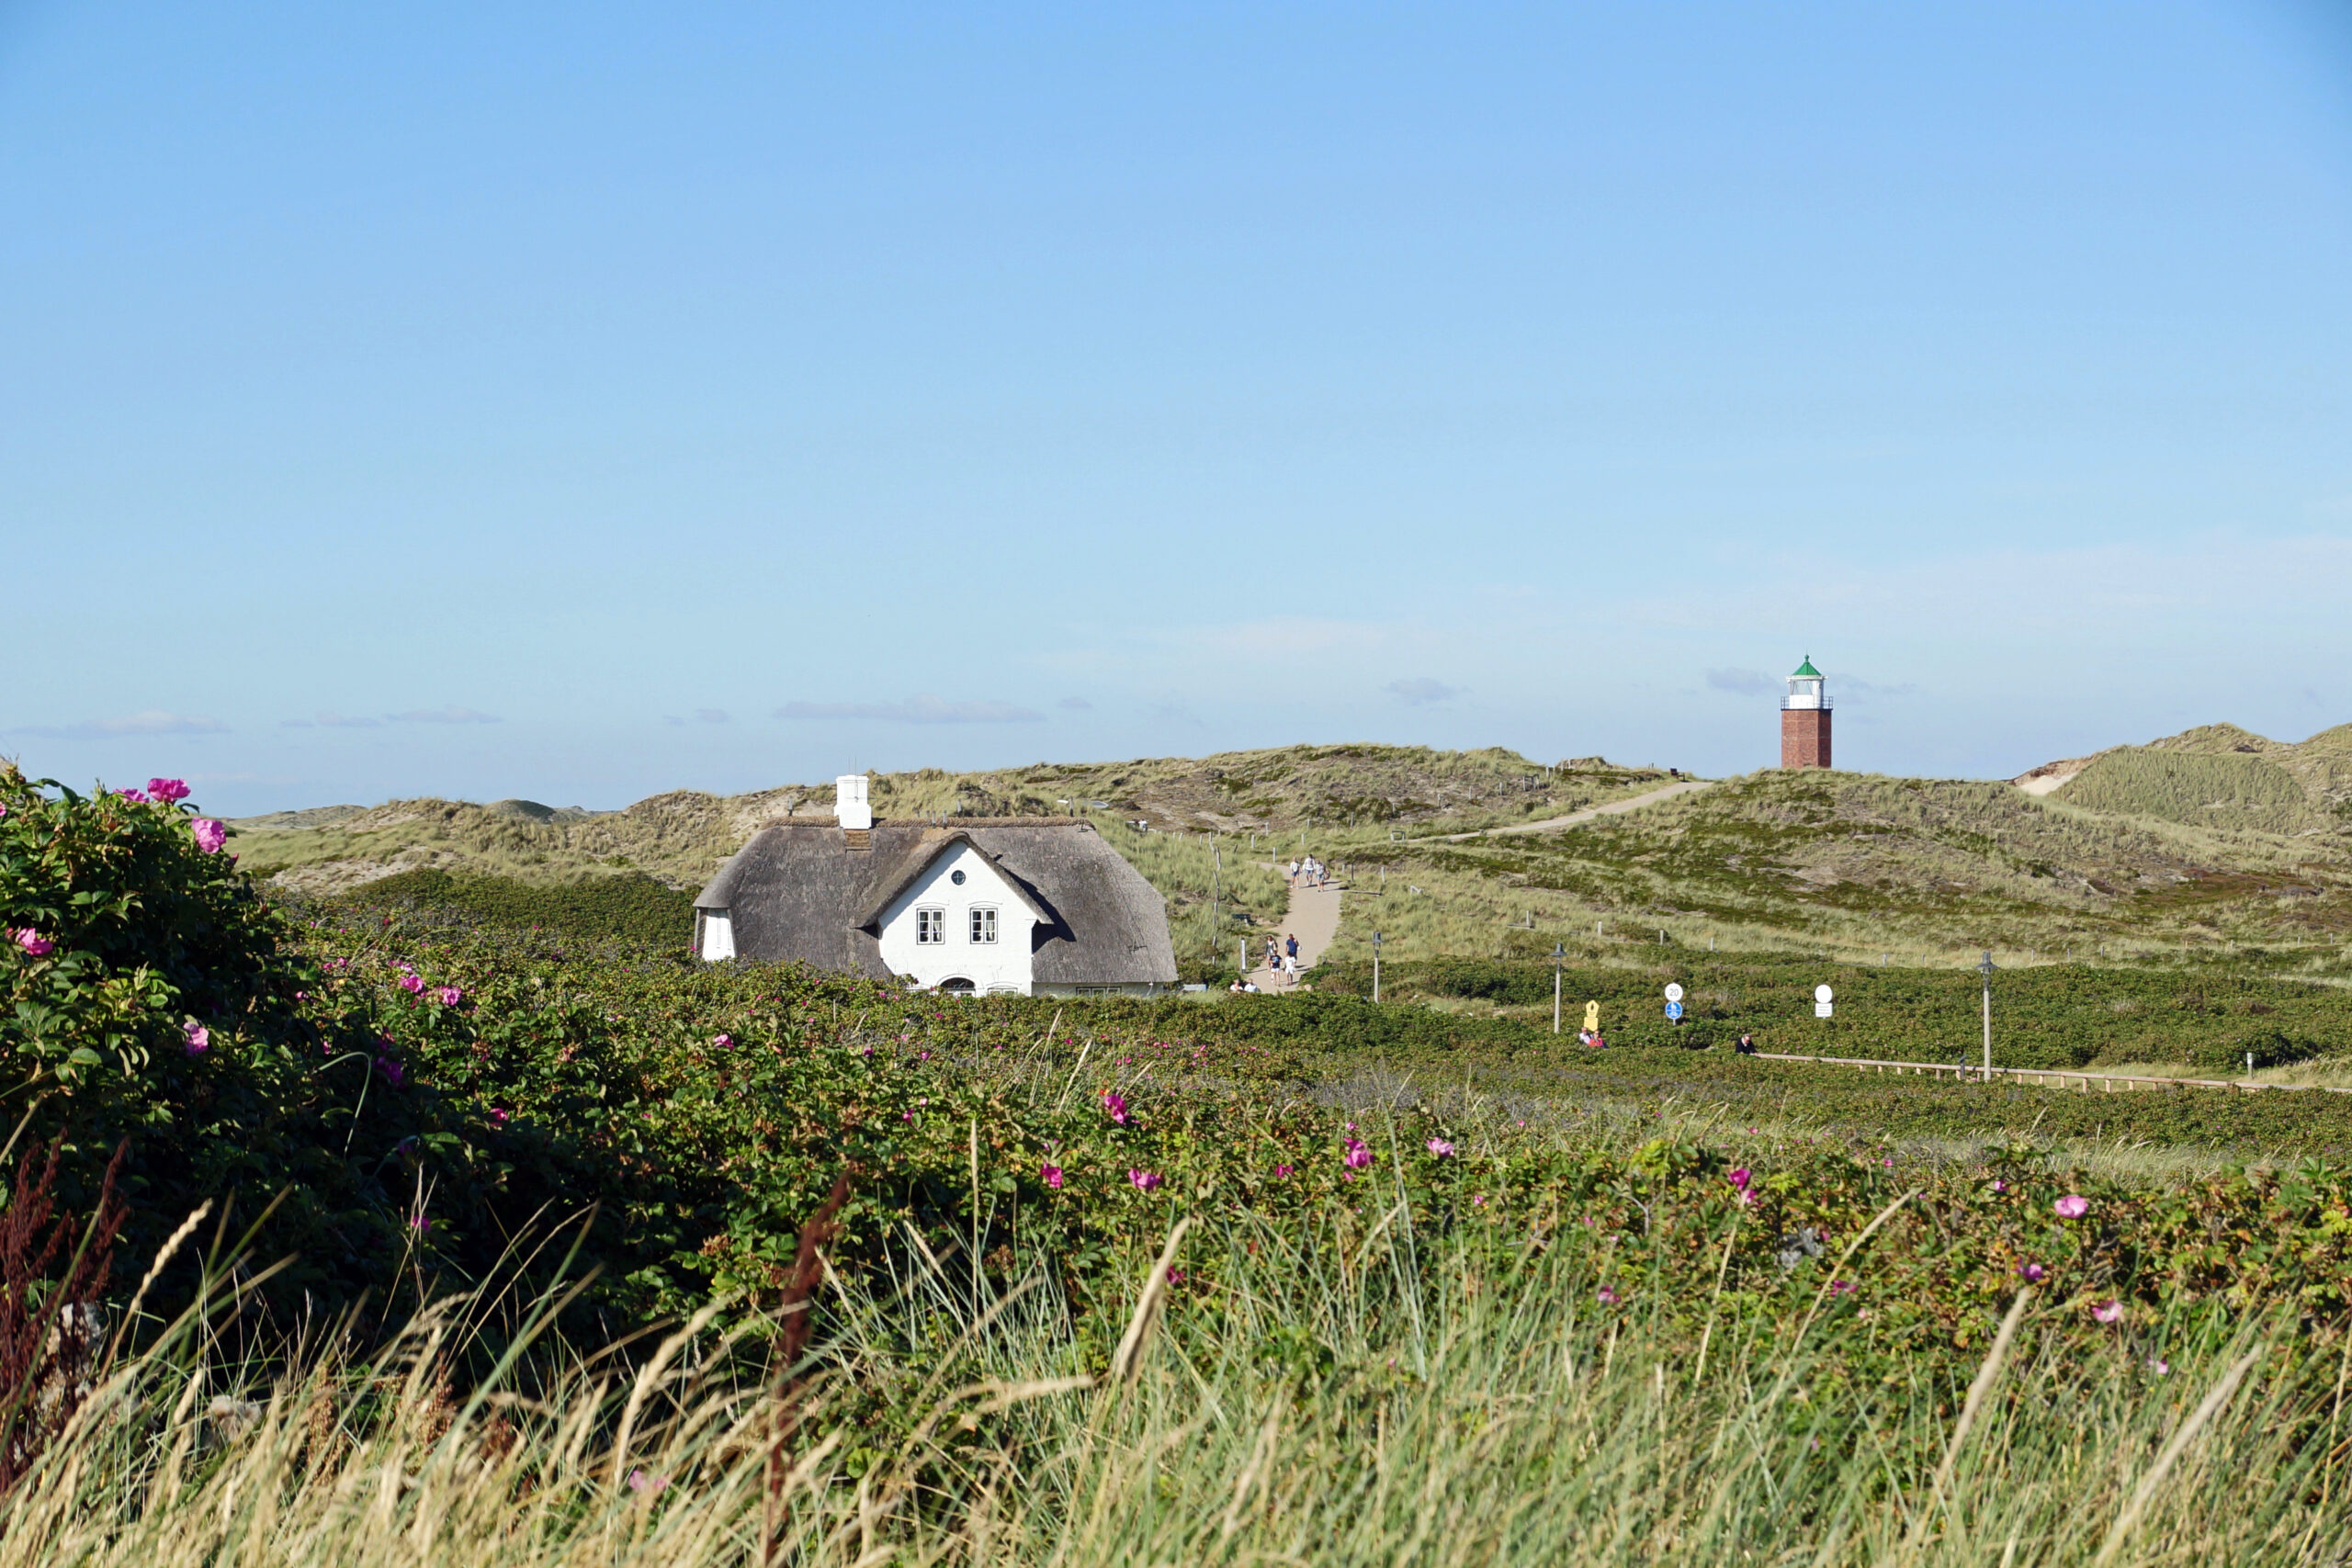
[969,907,999,944]
[916,908,946,945]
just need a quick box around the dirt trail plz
[1238,873,1342,990]
[1418,778,1713,842]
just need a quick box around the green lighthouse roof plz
[1791,657,1822,679]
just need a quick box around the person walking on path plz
[1282,952,1298,987]
[1284,933,1299,964]
[1287,859,1301,887]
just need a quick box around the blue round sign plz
[1664,1000,1684,1021]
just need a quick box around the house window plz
[969,907,999,944]
[916,908,946,945]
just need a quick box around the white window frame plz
[915,907,946,945]
[968,906,999,944]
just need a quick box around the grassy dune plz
[1315,769,2352,968]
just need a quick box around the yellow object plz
[1583,1000,1600,1033]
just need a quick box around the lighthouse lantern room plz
[1780,657,1832,769]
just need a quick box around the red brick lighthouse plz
[1781,657,1832,769]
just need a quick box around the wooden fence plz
[1752,1053,2352,1098]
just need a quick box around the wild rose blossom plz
[1272,1163,1295,1178]
[490,1106,511,1126]
[2054,1194,2089,1219]
[1426,1138,1454,1157]
[1041,1163,1064,1190]
[711,1032,731,1048]
[182,1021,209,1055]
[1102,1089,1132,1126]
[147,778,190,803]
[190,818,227,853]
[1730,1168,1752,1190]
[399,975,426,995]
[2093,1300,2123,1324]
[13,930,53,957]
[116,787,147,803]
[434,986,464,1006]
[376,1055,405,1088]
[1342,1137,1372,1170]
[2018,1262,2047,1283]
[1127,1168,1162,1191]
[1597,1286,1619,1305]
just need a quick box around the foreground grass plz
[18,1214,2345,1566]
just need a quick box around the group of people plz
[1285,856,1329,888]
[1228,931,1304,993]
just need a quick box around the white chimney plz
[835,773,873,831]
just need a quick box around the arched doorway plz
[937,976,976,994]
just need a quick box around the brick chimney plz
[836,773,873,849]
[1780,658,1832,769]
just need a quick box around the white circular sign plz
[1664,983,1684,1003]
[1815,984,1834,1003]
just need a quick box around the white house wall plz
[875,843,1038,994]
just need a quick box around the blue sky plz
[6,3,2350,815]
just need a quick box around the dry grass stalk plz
[1905,1284,2033,1553]
[2091,1345,2265,1567]
[1108,1219,1192,1386]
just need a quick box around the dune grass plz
[20,1199,2345,1566]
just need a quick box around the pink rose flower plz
[711,1032,732,1048]
[399,975,426,995]
[190,818,227,853]
[1127,1168,1162,1191]
[1042,1163,1064,1190]
[1597,1285,1619,1305]
[1272,1163,1295,1178]
[2018,1262,2047,1283]
[2054,1194,2089,1219]
[2093,1300,2123,1324]
[1102,1089,1132,1126]
[434,986,464,1006]
[116,787,147,803]
[182,1021,209,1055]
[1426,1138,1454,1157]
[1730,1168,1752,1191]
[146,778,190,803]
[13,930,53,957]
[490,1106,511,1126]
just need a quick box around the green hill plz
[1319,767,2352,969]
[2042,721,2352,836]
[227,745,1671,964]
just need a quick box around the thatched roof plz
[695,818,1176,985]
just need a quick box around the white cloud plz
[1386,678,1461,705]
[1705,669,1777,697]
[15,710,228,739]
[282,710,380,729]
[387,705,502,725]
[775,695,1043,724]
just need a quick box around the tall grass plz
[18,1209,2345,1565]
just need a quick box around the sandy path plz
[1418,778,1714,842]
[1238,874,1342,990]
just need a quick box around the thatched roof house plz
[693,777,1176,996]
